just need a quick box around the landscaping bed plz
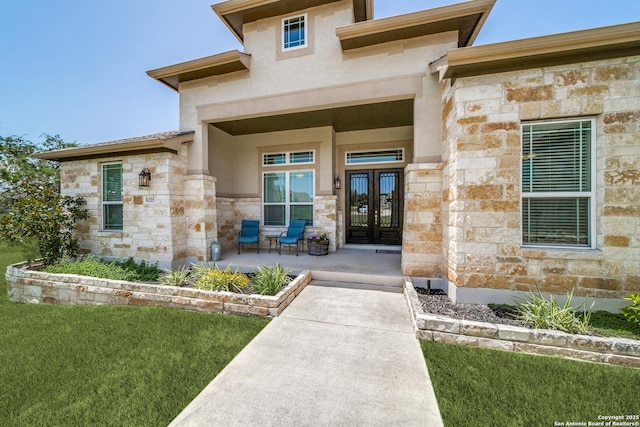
[404,277,640,368]
[6,261,311,318]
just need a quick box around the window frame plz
[262,169,314,227]
[282,13,308,51]
[345,148,405,165]
[102,162,123,232]
[263,150,314,167]
[520,118,596,249]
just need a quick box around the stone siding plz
[183,175,217,263]
[312,195,338,252]
[402,163,443,276]
[442,56,640,299]
[7,261,312,318]
[60,147,190,269]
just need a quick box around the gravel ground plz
[415,287,526,327]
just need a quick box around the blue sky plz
[1,0,639,145]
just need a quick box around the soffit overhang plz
[336,0,495,51]
[33,131,194,162]
[212,0,373,43]
[442,21,640,79]
[210,99,414,135]
[146,50,251,91]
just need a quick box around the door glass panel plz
[349,172,369,227]
[379,172,400,228]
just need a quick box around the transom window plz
[263,170,314,226]
[346,149,404,165]
[102,163,123,231]
[263,150,314,166]
[521,119,595,248]
[283,14,307,50]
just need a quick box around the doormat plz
[376,249,401,254]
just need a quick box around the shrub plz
[0,183,88,265]
[251,263,291,296]
[192,265,250,293]
[44,255,135,281]
[621,293,640,324]
[514,289,593,335]
[158,266,190,287]
[113,257,160,282]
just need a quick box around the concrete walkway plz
[170,281,443,426]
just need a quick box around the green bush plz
[158,266,190,287]
[192,264,250,293]
[621,293,640,324]
[251,263,291,296]
[112,257,160,282]
[44,255,135,281]
[514,289,593,335]
[0,183,88,265]
[44,256,162,282]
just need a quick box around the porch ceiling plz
[209,99,413,135]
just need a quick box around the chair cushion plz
[279,236,299,245]
[239,236,258,244]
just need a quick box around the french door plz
[346,169,403,245]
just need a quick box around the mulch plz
[414,287,526,327]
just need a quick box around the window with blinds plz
[521,119,595,248]
[102,163,123,231]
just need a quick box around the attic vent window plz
[283,14,307,50]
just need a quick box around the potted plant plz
[307,233,330,256]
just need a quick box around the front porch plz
[213,245,403,287]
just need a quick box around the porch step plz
[311,270,403,289]
[310,279,403,294]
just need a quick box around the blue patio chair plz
[278,220,307,256]
[237,220,260,254]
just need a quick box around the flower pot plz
[308,241,329,256]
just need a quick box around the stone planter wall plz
[6,262,311,318]
[404,277,640,368]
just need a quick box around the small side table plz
[265,234,281,254]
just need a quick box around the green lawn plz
[0,240,269,426]
[422,340,640,427]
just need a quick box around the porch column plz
[413,74,443,163]
[184,175,218,262]
[187,123,209,175]
[402,163,444,276]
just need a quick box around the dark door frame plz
[345,168,403,245]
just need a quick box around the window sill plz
[100,230,124,235]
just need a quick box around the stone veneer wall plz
[60,147,190,269]
[215,195,338,252]
[7,262,312,318]
[312,195,338,252]
[404,278,640,368]
[442,56,640,300]
[184,175,217,263]
[402,163,443,276]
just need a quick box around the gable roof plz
[440,21,640,80]
[212,0,373,43]
[336,0,495,51]
[33,131,194,162]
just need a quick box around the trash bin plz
[211,242,221,261]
